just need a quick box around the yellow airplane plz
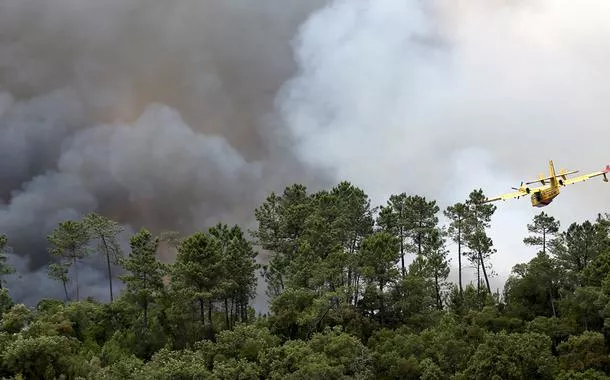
[483,160,610,207]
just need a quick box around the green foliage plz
[1,335,84,379]
[504,251,563,319]
[47,220,91,301]
[444,202,469,295]
[0,288,14,320]
[557,331,610,373]
[0,235,15,290]
[1,304,33,334]
[460,331,558,379]
[120,228,166,333]
[523,211,560,254]
[0,182,609,378]
[83,212,124,302]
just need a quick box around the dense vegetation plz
[0,181,609,379]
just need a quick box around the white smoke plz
[278,0,610,289]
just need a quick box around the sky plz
[276,0,610,294]
[0,0,609,309]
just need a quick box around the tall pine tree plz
[120,228,166,330]
[47,220,91,301]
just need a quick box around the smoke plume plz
[0,0,331,305]
[3,0,610,307]
[278,0,610,290]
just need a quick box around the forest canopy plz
[0,180,609,379]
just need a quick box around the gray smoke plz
[278,0,610,291]
[0,0,332,306]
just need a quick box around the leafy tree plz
[120,228,166,331]
[553,221,600,287]
[523,211,560,255]
[444,202,469,296]
[2,335,85,379]
[504,251,563,319]
[0,234,15,290]
[556,331,610,373]
[83,212,124,302]
[558,286,607,331]
[47,220,91,301]
[459,331,558,379]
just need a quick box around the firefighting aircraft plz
[482,160,610,207]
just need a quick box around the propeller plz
[511,182,523,191]
[511,182,530,193]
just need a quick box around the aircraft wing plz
[482,190,529,203]
[561,165,610,186]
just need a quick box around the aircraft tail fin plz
[549,160,559,187]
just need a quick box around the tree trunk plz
[208,300,213,329]
[400,226,405,277]
[434,272,441,310]
[224,298,230,330]
[73,256,79,301]
[102,237,114,302]
[417,220,424,256]
[549,287,556,318]
[476,259,480,294]
[241,298,248,322]
[347,235,357,304]
[458,225,463,297]
[62,279,69,302]
[543,229,546,255]
[479,250,491,294]
[378,280,384,327]
[354,274,360,306]
[199,298,205,325]
[143,298,149,331]
[230,298,235,326]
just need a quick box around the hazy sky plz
[278,0,610,291]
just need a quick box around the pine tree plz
[444,202,469,296]
[83,212,124,302]
[377,193,412,277]
[208,223,259,328]
[423,228,451,310]
[0,235,15,290]
[464,189,496,295]
[48,262,70,302]
[172,231,223,339]
[523,211,560,255]
[120,228,166,330]
[47,220,91,301]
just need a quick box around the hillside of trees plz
[0,181,609,379]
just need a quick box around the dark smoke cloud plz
[0,0,332,306]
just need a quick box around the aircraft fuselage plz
[530,185,560,207]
